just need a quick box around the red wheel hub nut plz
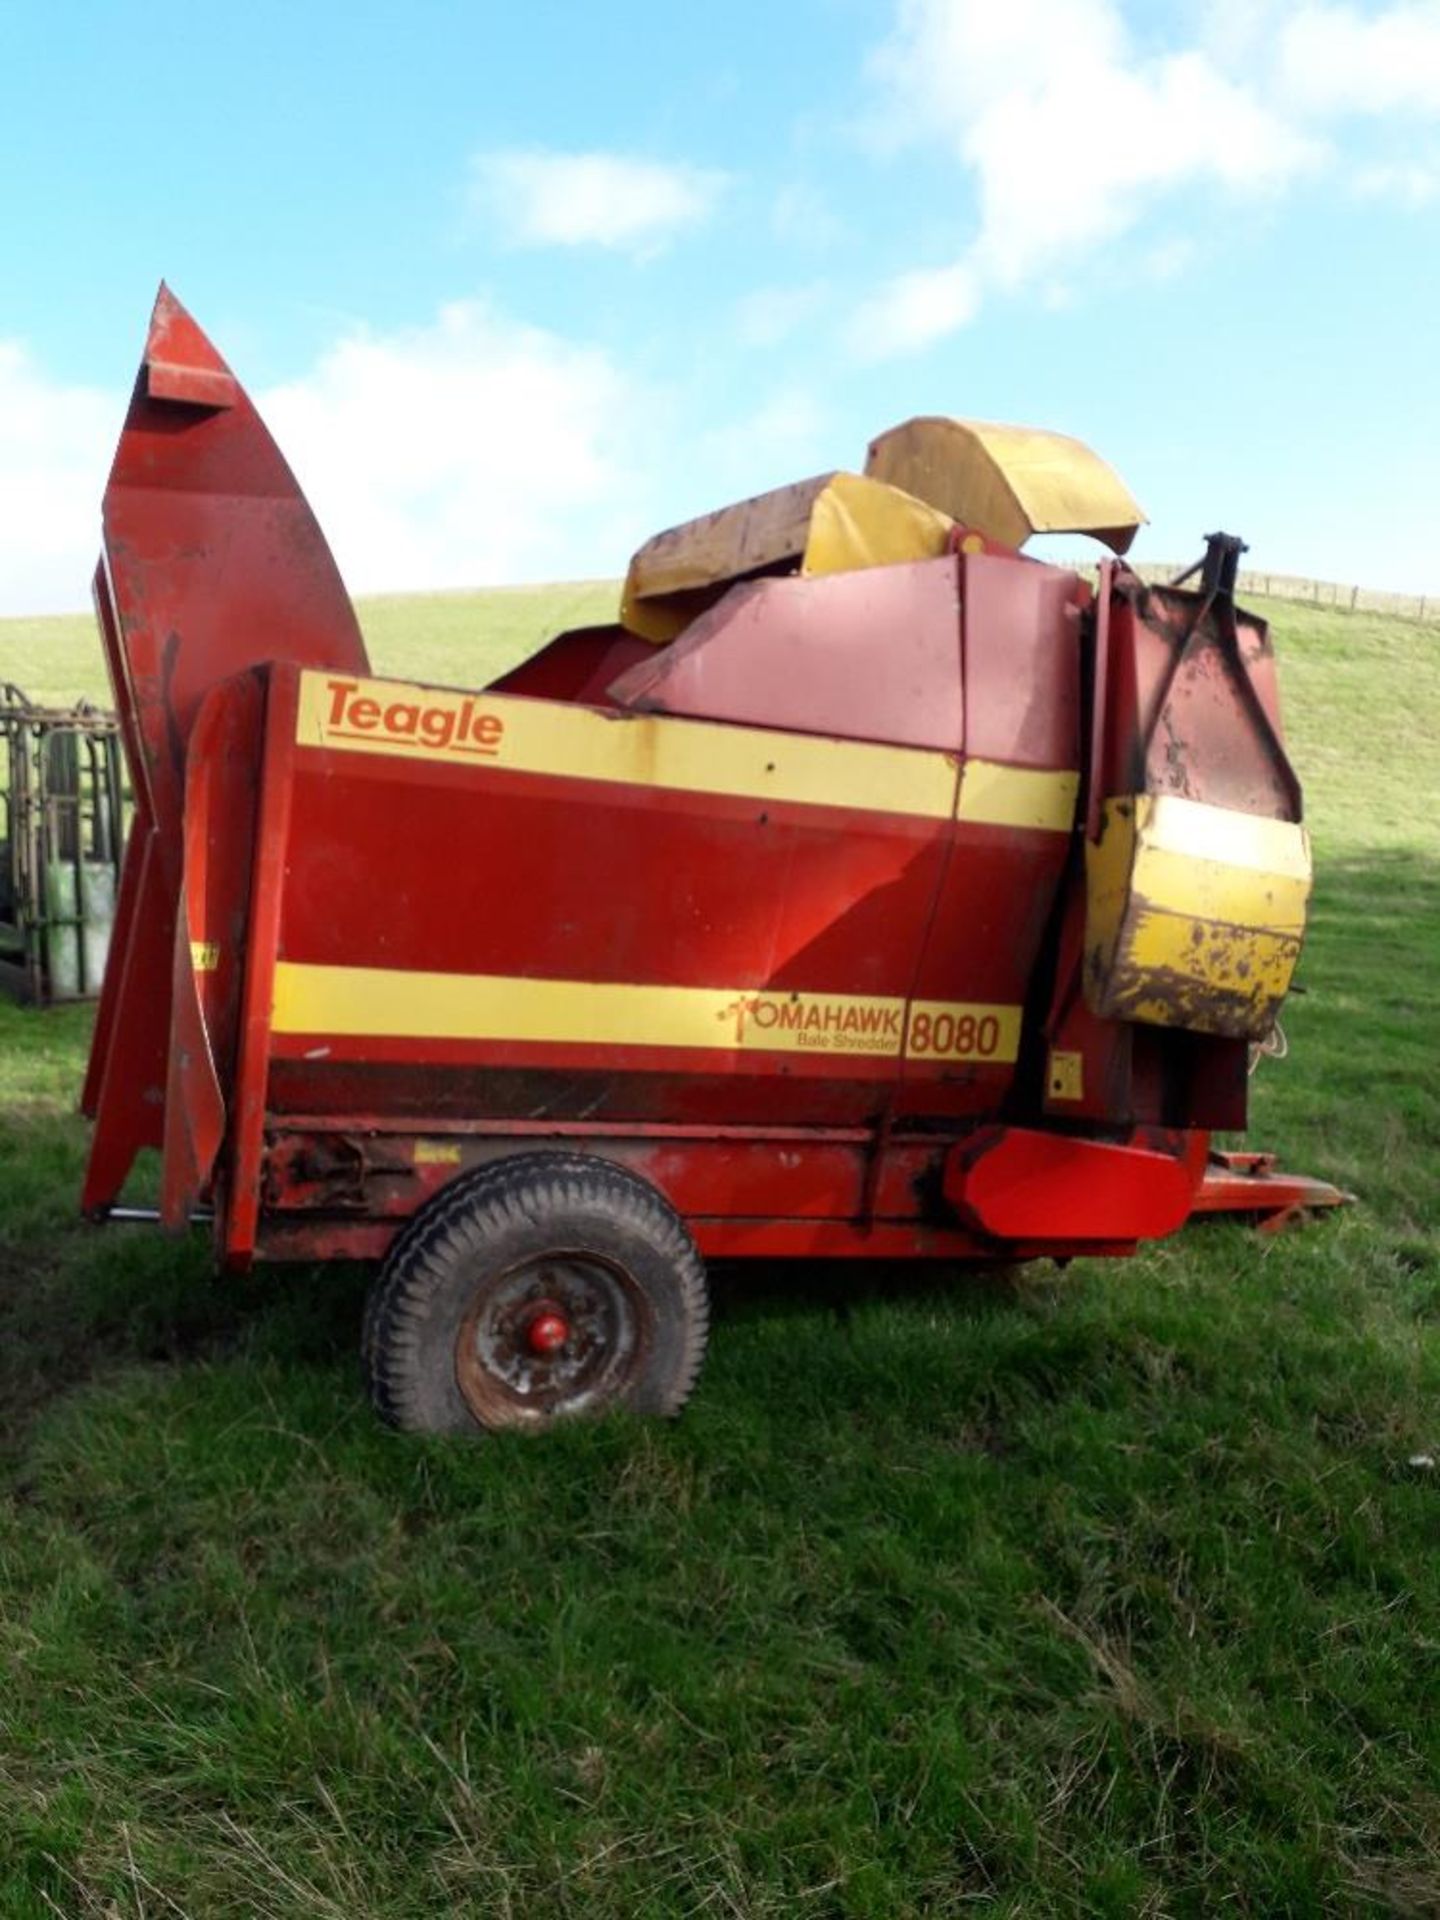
[525,1308,570,1355]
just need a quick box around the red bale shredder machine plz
[79,287,1345,1433]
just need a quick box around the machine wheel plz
[362,1152,710,1433]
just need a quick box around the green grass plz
[0,587,1437,1916]
[0,582,621,711]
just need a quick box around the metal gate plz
[0,684,125,1004]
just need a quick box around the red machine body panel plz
[246,645,1073,1155]
[81,284,369,1218]
[608,559,967,751]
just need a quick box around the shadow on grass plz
[0,1211,375,1454]
[707,1253,1035,1326]
[0,1215,1044,1453]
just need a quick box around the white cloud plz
[857,0,1323,356]
[733,282,829,348]
[1279,2,1440,115]
[0,343,114,616]
[0,301,666,618]
[849,261,978,359]
[470,148,728,254]
[968,47,1314,289]
[262,300,656,594]
[1141,236,1200,282]
[1351,158,1440,203]
[692,389,830,502]
[869,0,1122,131]
[770,181,847,249]
[1191,0,1304,72]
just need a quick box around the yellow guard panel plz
[1084,793,1311,1040]
[865,416,1146,555]
[620,472,954,642]
[802,472,954,578]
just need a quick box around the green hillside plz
[3,579,1431,864]
[0,580,622,712]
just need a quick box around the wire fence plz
[1128,564,1438,624]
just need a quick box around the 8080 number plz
[906,1008,1003,1061]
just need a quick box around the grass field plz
[0,582,622,711]
[0,586,1436,1916]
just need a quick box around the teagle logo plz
[321,678,505,758]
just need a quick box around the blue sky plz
[3,0,1439,613]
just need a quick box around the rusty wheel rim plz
[454,1250,648,1428]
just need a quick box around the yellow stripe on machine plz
[272,963,1023,1065]
[958,760,1078,832]
[294,670,1078,834]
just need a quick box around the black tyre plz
[362,1152,710,1433]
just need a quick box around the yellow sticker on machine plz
[1047,1048,1084,1100]
[413,1141,462,1167]
[271,963,1022,1065]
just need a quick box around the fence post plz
[1349,584,1358,611]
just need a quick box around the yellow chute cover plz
[865,417,1145,555]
